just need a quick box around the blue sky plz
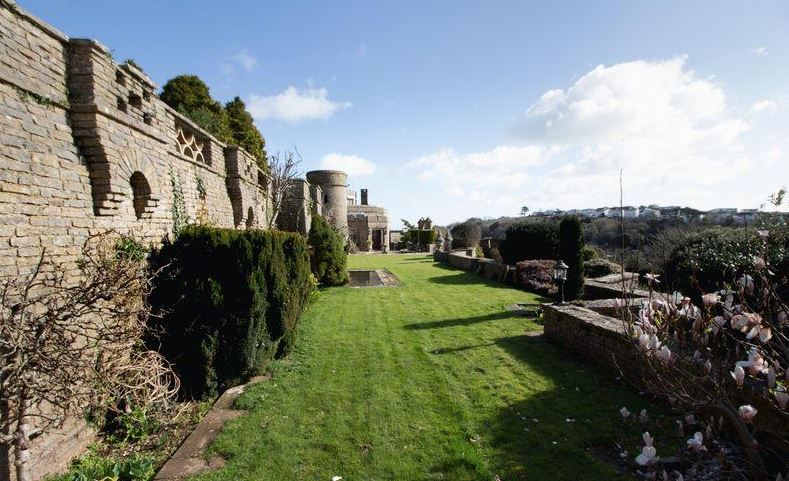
[23,0,789,227]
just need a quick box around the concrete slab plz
[154,376,269,480]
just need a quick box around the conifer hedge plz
[308,216,349,286]
[148,226,313,398]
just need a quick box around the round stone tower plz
[305,170,348,235]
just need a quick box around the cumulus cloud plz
[320,154,377,176]
[410,57,775,216]
[406,145,559,210]
[247,87,351,123]
[750,46,768,56]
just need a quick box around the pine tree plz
[225,96,268,169]
[559,216,585,300]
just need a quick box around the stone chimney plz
[361,189,368,205]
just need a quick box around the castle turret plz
[305,170,348,235]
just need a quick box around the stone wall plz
[0,1,274,478]
[542,304,641,379]
[278,179,322,234]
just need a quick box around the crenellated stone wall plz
[0,0,271,282]
[0,1,274,477]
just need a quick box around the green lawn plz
[193,254,658,481]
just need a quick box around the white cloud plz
[405,146,559,211]
[354,44,368,59]
[750,46,768,56]
[247,87,352,123]
[410,57,780,218]
[749,99,779,115]
[221,49,257,77]
[320,154,377,176]
[230,50,257,71]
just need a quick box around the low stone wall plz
[542,304,641,379]
[439,251,515,283]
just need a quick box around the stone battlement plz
[0,0,271,279]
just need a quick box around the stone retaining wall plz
[542,304,641,379]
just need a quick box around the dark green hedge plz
[308,216,349,286]
[499,221,559,265]
[148,226,312,398]
[559,216,585,301]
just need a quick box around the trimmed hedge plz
[308,216,349,286]
[499,221,559,265]
[148,226,313,398]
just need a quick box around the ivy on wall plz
[169,168,190,238]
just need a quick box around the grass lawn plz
[192,254,662,481]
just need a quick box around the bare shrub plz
[0,234,177,481]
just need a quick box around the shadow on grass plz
[403,311,514,330]
[476,333,643,480]
[423,328,645,480]
[426,271,514,289]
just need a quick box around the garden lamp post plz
[553,260,569,305]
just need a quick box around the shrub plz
[401,229,436,251]
[148,226,313,398]
[308,216,349,286]
[559,216,584,300]
[450,221,482,249]
[663,227,762,303]
[583,258,622,278]
[515,260,558,297]
[581,245,600,261]
[498,221,559,265]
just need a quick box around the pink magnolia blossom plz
[738,274,755,295]
[644,273,660,284]
[686,431,705,452]
[656,345,672,364]
[753,256,766,271]
[620,407,630,419]
[738,405,758,422]
[642,431,654,446]
[635,445,658,466]
[639,409,649,423]
[704,360,712,374]
[756,229,769,239]
[759,327,772,343]
[701,293,720,307]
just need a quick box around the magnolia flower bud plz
[731,366,745,387]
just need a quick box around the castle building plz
[278,171,390,252]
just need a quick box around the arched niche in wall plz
[246,206,255,229]
[118,149,160,219]
[130,172,153,219]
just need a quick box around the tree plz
[267,148,302,229]
[308,216,349,286]
[450,221,482,249]
[160,75,232,144]
[0,235,177,481]
[520,206,529,216]
[559,216,584,301]
[225,96,268,170]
